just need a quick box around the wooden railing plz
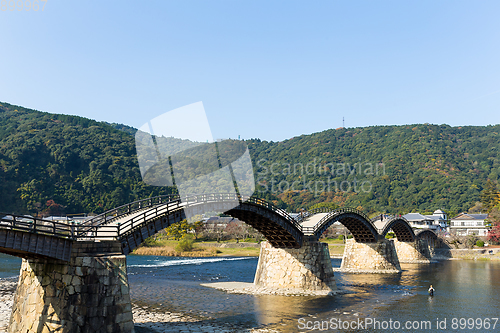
[244,196,303,231]
[81,194,181,227]
[0,214,77,239]
[301,207,372,235]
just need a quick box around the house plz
[449,213,489,236]
[402,209,448,232]
[203,216,237,231]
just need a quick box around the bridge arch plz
[380,217,416,242]
[310,208,379,243]
[415,229,439,248]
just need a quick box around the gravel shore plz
[133,305,279,333]
[0,279,279,333]
[0,279,16,333]
[200,281,347,297]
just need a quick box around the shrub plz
[338,235,344,241]
[175,234,195,252]
[142,236,158,247]
[465,235,478,249]
[476,240,485,247]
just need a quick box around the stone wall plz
[8,241,135,333]
[393,239,431,263]
[433,248,500,260]
[254,238,336,291]
[340,239,401,272]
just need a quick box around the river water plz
[1,253,500,332]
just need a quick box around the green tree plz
[480,180,500,212]
[165,219,193,240]
[309,202,339,211]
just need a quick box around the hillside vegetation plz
[249,124,500,216]
[0,102,174,215]
[1,101,499,217]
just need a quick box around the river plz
[1,253,500,332]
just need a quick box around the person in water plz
[428,285,435,296]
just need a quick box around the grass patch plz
[132,245,221,257]
[132,239,259,257]
[213,247,260,257]
[321,238,345,245]
[328,245,345,255]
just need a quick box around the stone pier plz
[393,239,432,263]
[254,238,336,291]
[340,239,401,273]
[8,241,135,333]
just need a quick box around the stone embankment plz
[340,239,401,273]
[433,248,500,260]
[254,239,336,291]
[7,242,135,333]
[393,239,431,263]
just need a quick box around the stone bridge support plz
[9,241,134,333]
[341,239,401,273]
[393,239,431,263]
[254,238,336,291]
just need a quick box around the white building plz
[449,213,489,236]
[402,209,448,232]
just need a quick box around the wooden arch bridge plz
[2,194,442,333]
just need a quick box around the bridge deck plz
[301,213,329,235]
[1,194,433,260]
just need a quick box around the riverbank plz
[0,278,278,333]
[434,248,500,261]
[132,240,346,258]
[200,281,347,297]
[0,278,16,333]
[133,304,279,333]
[132,241,262,257]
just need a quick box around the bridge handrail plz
[81,194,181,227]
[244,197,303,231]
[0,213,77,239]
[307,207,372,235]
[380,216,411,234]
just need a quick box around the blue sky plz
[1,0,499,142]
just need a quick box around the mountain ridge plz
[1,101,498,217]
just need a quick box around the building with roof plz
[402,209,448,232]
[449,213,489,236]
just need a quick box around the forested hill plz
[250,124,500,216]
[0,102,174,215]
[1,101,499,217]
